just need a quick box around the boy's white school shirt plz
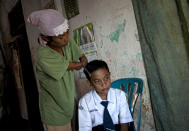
[78,88,133,131]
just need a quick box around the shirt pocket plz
[90,109,100,126]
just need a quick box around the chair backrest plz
[111,78,143,131]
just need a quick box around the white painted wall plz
[68,0,155,130]
[1,0,156,130]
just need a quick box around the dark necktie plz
[101,101,115,131]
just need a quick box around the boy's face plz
[90,68,111,98]
[51,30,69,47]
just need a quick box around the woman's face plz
[90,68,111,99]
[51,30,69,47]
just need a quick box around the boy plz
[28,9,87,131]
[78,60,133,131]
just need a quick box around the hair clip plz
[84,67,91,77]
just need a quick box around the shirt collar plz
[92,88,114,105]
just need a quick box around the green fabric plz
[132,0,189,131]
[36,38,83,125]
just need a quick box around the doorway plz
[0,1,43,131]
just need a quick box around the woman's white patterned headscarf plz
[27,9,69,46]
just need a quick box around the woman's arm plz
[67,62,83,70]
[67,54,88,70]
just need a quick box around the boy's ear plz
[89,81,93,87]
[86,80,93,88]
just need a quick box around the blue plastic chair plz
[111,78,143,131]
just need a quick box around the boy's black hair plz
[84,60,109,81]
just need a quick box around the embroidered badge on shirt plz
[89,109,98,112]
[78,106,83,110]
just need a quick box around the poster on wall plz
[73,23,98,78]
[73,23,95,46]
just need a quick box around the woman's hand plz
[67,62,83,70]
[79,54,88,67]
[67,54,88,70]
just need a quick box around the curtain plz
[132,0,189,131]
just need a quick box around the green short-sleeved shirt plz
[36,38,83,125]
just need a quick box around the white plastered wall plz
[66,0,156,130]
[3,0,156,130]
